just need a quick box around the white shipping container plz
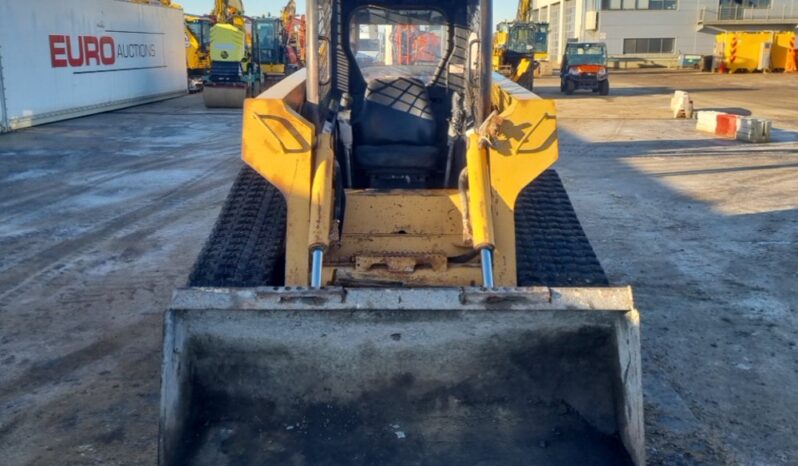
[0,0,187,132]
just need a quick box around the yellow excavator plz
[493,0,544,89]
[184,14,211,92]
[280,0,306,71]
[159,1,644,464]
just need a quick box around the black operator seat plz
[354,77,440,176]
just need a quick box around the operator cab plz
[505,22,536,56]
[254,18,284,67]
[340,5,470,189]
[186,18,211,52]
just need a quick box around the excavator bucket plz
[202,85,247,108]
[159,286,644,465]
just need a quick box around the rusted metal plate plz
[355,253,448,273]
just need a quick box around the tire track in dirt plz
[0,158,235,305]
[0,139,234,221]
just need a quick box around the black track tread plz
[188,165,287,287]
[515,170,609,287]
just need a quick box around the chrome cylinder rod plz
[480,248,495,289]
[310,247,324,288]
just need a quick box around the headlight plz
[569,67,580,76]
[597,67,607,77]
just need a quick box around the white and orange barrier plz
[695,111,723,133]
[695,111,771,143]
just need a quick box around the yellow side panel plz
[494,31,509,48]
[492,31,509,71]
[489,74,559,285]
[210,23,246,62]
[772,31,796,70]
[262,64,287,74]
[185,26,209,71]
[717,31,791,71]
[331,189,472,263]
[241,70,313,285]
[339,190,466,237]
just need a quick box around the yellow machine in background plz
[132,1,211,93]
[493,21,538,89]
[280,0,306,67]
[716,31,797,72]
[251,1,307,80]
[184,15,211,91]
[203,0,256,107]
[159,0,644,465]
[492,0,545,89]
[252,16,287,78]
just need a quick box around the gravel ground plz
[1,70,797,465]
[537,70,798,465]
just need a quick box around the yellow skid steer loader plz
[159,0,644,464]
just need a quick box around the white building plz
[528,0,798,60]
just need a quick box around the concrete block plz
[736,117,772,143]
[671,91,694,119]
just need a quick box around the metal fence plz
[699,1,798,22]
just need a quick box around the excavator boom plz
[517,0,531,21]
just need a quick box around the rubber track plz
[515,170,609,287]
[188,166,287,287]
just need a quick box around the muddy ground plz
[1,71,797,465]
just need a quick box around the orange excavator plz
[391,25,442,65]
[280,0,306,70]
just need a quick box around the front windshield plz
[507,25,535,54]
[187,21,211,49]
[565,43,607,65]
[256,21,279,63]
[350,7,448,82]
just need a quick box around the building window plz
[648,0,678,9]
[601,0,676,9]
[741,0,770,8]
[623,38,675,54]
[718,0,770,19]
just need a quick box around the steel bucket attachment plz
[160,287,644,465]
